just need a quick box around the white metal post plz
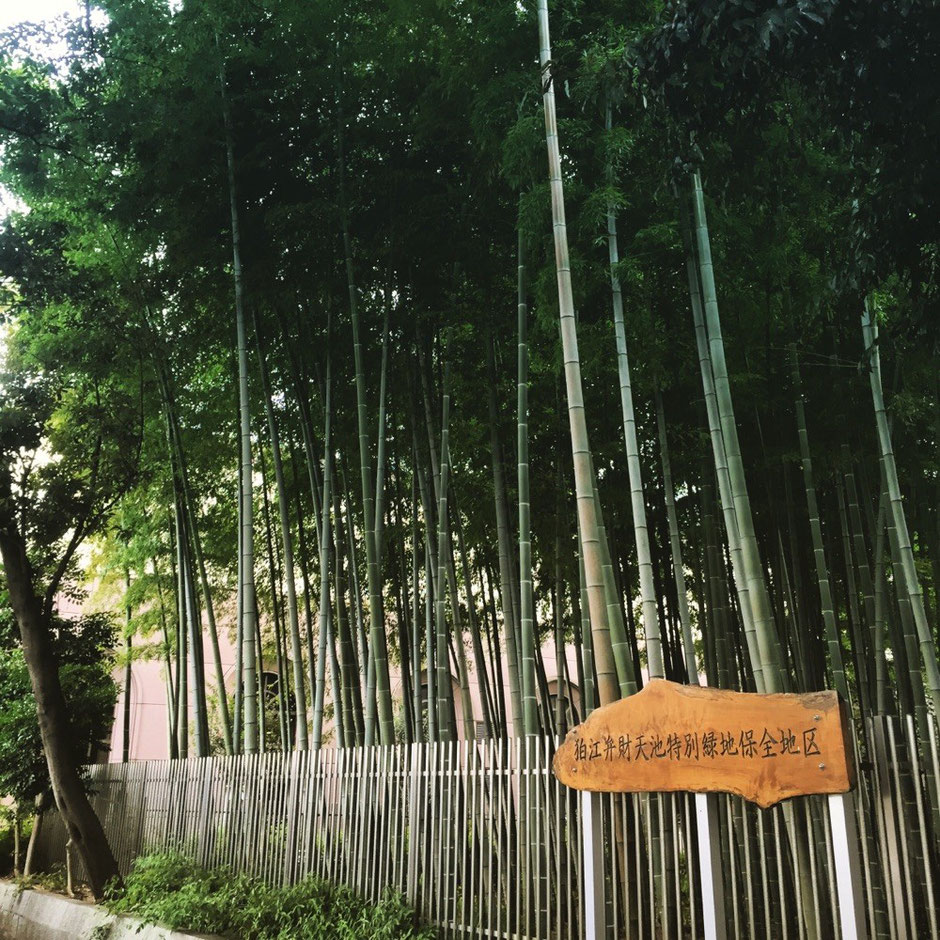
[828,792,868,940]
[695,792,728,940]
[581,790,607,940]
[405,745,421,906]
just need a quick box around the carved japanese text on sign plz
[552,680,854,808]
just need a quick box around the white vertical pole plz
[582,790,607,940]
[695,792,728,940]
[828,792,868,940]
[406,744,421,906]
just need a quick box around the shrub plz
[105,852,436,940]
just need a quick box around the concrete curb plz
[0,882,228,940]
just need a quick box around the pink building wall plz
[108,625,582,760]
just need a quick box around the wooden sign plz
[553,679,854,808]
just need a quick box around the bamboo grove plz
[1,0,938,778]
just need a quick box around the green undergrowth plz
[13,866,67,895]
[104,852,436,940]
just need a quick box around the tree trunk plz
[12,812,21,877]
[0,526,121,898]
[23,804,43,878]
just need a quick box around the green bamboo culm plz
[156,365,233,755]
[791,347,849,703]
[576,538,597,712]
[181,515,209,755]
[654,387,698,683]
[485,332,524,730]
[590,472,636,694]
[311,343,333,750]
[374,307,391,573]
[841,446,878,707]
[219,49,258,752]
[690,171,784,692]
[871,498,889,714]
[538,0,619,707]
[172,505,188,758]
[333,471,363,745]
[605,101,663,683]
[254,309,309,750]
[337,87,395,746]
[862,302,940,721]
[256,431,289,750]
[434,350,458,741]
[424,542,438,743]
[411,478,422,741]
[681,199,761,690]
[443,503,475,741]
[517,226,539,737]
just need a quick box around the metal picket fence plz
[35,715,938,939]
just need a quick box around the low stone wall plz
[0,883,225,940]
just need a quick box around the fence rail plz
[36,715,938,939]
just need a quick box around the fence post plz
[828,791,868,940]
[134,761,149,872]
[694,792,727,940]
[198,758,214,868]
[581,791,607,940]
[282,751,301,886]
[406,744,422,908]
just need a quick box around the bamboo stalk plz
[538,0,618,706]
[517,225,539,736]
[655,387,698,683]
[311,343,333,750]
[862,304,940,720]
[219,52,258,753]
[605,102,663,683]
[791,349,849,702]
[690,173,784,691]
[255,311,309,750]
[434,351,459,741]
[485,332,524,731]
[337,87,394,746]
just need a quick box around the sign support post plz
[695,792,727,940]
[828,791,868,940]
[581,791,607,940]
[555,680,860,940]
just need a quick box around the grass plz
[104,852,436,939]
